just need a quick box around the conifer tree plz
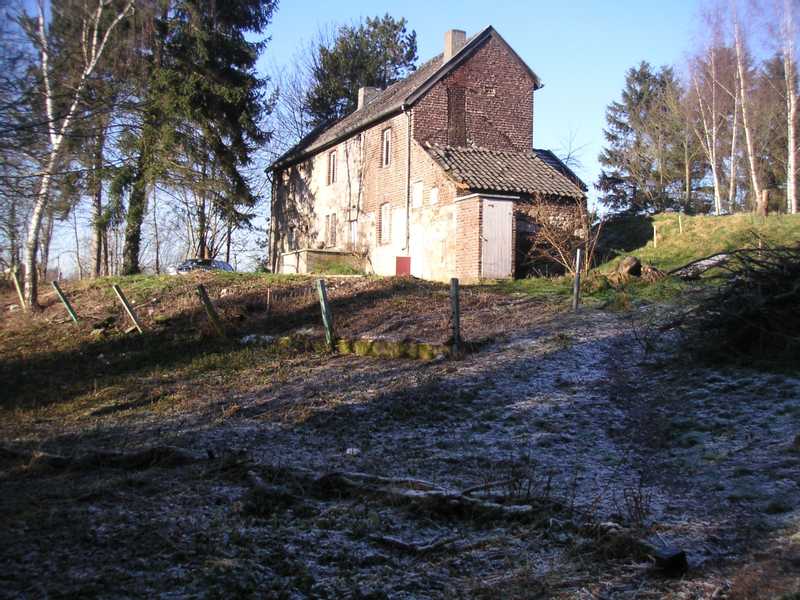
[119,0,276,274]
[305,15,417,127]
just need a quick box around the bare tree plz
[21,0,134,308]
[733,12,764,206]
[781,0,799,213]
[691,33,726,215]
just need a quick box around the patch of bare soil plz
[1,280,799,598]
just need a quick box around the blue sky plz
[262,0,701,206]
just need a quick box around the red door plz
[395,256,411,276]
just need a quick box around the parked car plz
[173,259,234,274]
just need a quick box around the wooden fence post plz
[653,224,658,248]
[11,267,25,312]
[678,213,683,234]
[316,279,334,349]
[52,280,79,324]
[112,284,144,334]
[572,248,583,312]
[450,278,461,356]
[196,284,226,338]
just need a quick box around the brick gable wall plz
[413,35,535,152]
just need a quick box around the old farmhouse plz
[269,26,587,281]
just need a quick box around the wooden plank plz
[450,277,461,356]
[572,248,583,312]
[112,284,144,334]
[51,280,79,324]
[11,267,26,311]
[316,279,334,349]
[196,284,226,338]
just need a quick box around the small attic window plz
[483,85,496,97]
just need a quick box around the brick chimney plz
[443,29,467,63]
[357,86,380,110]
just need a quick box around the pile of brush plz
[683,244,800,364]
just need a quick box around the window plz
[379,203,391,244]
[327,150,337,184]
[324,213,337,247]
[429,186,439,205]
[412,181,423,208]
[381,128,391,167]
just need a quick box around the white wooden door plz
[481,198,513,278]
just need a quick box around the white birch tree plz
[21,0,134,308]
[733,15,764,206]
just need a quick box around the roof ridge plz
[271,26,520,170]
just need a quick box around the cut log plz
[617,256,642,278]
[641,265,667,283]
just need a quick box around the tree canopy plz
[305,15,417,127]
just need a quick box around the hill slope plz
[597,213,800,272]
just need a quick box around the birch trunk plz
[784,0,798,214]
[684,136,693,210]
[786,54,798,214]
[692,62,723,215]
[728,94,739,210]
[734,22,762,208]
[22,0,134,307]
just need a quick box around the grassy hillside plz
[498,212,800,301]
[596,213,800,272]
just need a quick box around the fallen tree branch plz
[461,479,516,496]
[668,251,732,279]
[368,534,460,554]
[246,465,558,521]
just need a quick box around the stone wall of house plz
[273,32,540,280]
[412,35,535,152]
[272,134,362,257]
[274,110,465,281]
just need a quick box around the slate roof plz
[271,26,542,170]
[425,145,587,198]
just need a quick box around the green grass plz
[312,261,364,276]
[597,213,800,273]
[76,272,310,302]
[493,213,800,305]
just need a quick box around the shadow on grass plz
[1,278,457,411]
[595,214,655,262]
